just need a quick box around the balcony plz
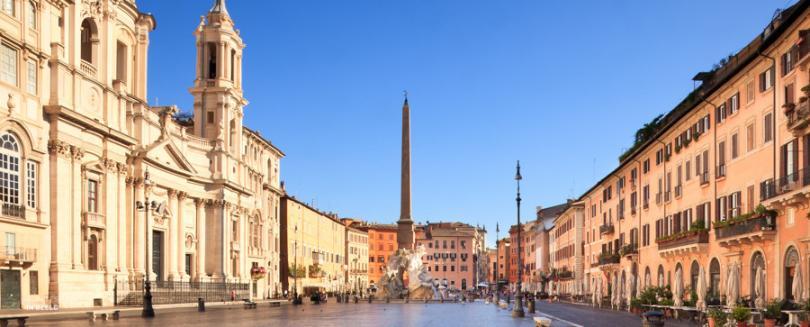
[0,247,36,266]
[760,169,810,206]
[786,99,810,136]
[714,213,776,247]
[83,211,106,229]
[656,230,709,257]
[599,224,614,235]
[664,191,672,202]
[598,253,620,266]
[80,60,97,79]
[619,244,637,258]
[655,193,662,204]
[1,203,25,219]
[716,164,726,179]
[674,185,682,198]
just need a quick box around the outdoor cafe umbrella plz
[596,278,603,308]
[674,267,684,307]
[696,265,707,310]
[612,274,619,309]
[728,264,740,307]
[754,265,764,309]
[626,272,634,310]
[591,279,598,306]
[793,264,804,302]
[645,272,651,290]
[636,274,642,298]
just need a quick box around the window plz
[206,42,217,79]
[25,160,34,208]
[746,80,755,103]
[0,134,20,206]
[116,41,127,82]
[731,133,739,159]
[728,92,739,115]
[1,0,13,16]
[87,180,98,213]
[80,19,98,63]
[759,67,774,92]
[764,113,773,143]
[782,45,799,76]
[25,60,35,94]
[746,123,755,152]
[685,160,691,181]
[781,139,799,182]
[0,44,17,85]
[185,254,192,276]
[643,159,650,173]
[25,1,34,29]
[207,111,215,124]
[29,270,37,295]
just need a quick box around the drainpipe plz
[700,98,718,231]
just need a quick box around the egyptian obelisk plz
[397,95,415,250]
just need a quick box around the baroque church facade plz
[0,0,283,308]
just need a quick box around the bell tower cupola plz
[190,0,247,145]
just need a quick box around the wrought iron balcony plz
[674,185,682,198]
[760,179,779,201]
[664,191,672,202]
[1,203,25,218]
[760,169,810,202]
[656,230,709,255]
[619,244,638,257]
[786,99,810,135]
[700,172,710,185]
[598,253,620,266]
[0,246,36,264]
[599,224,614,235]
[714,214,776,247]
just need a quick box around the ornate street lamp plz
[512,161,525,318]
[139,169,155,318]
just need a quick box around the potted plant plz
[708,308,727,327]
[630,298,643,315]
[731,306,751,327]
[762,299,782,327]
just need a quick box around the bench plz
[86,310,120,322]
[242,299,257,309]
[533,317,551,327]
[0,316,28,327]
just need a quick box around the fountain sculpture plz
[376,245,437,300]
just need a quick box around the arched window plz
[0,133,21,208]
[709,258,721,298]
[645,266,651,289]
[88,234,98,270]
[785,247,800,300]
[690,261,700,290]
[657,265,664,287]
[751,251,766,301]
[80,19,98,64]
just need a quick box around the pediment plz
[145,139,198,176]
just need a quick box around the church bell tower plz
[190,0,247,153]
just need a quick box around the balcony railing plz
[599,224,614,235]
[760,179,779,201]
[716,164,726,178]
[760,169,810,201]
[598,253,620,265]
[84,211,106,228]
[714,214,776,241]
[786,99,810,132]
[1,203,25,218]
[80,60,97,78]
[656,230,709,251]
[0,246,36,263]
[619,244,638,257]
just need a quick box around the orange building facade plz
[415,222,487,291]
[547,0,810,306]
[358,224,397,288]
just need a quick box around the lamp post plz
[294,224,299,300]
[495,223,500,305]
[512,161,525,318]
[140,169,155,318]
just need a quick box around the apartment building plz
[355,223,397,288]
[561,0,810,305]
[415,222,486,291]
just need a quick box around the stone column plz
[195,198,206,281]
[167,189,179,280]
[118,164,127,274]
[132,176,145,276]
[177,192,187,280]
[72,146,84,268]
[144,180,154,281]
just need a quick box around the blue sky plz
[139,0,792,246]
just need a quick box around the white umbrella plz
[645,272,651,290]
[794,264,804,302]
[754,265,764,309]
[626,273,634,310]
[596,278,603,308]
[611,274,619,309]
[728,264,740,307]
[674,267,684,307]
[696,265,707,310]
[591,280,598,306]
[636,274,642,298]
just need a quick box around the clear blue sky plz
[139,0,792,247]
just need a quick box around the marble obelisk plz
[397,96,415,250]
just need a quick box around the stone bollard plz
[527,298,535,314]
[198,298,206,312]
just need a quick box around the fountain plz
[376,245,437,300]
